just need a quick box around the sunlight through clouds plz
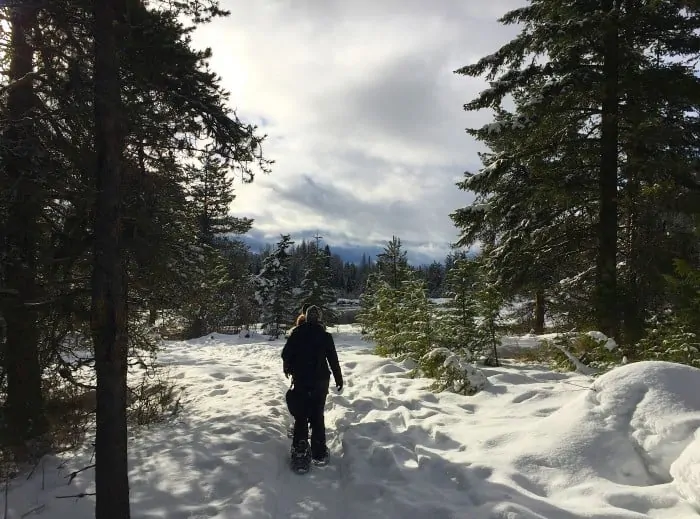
[191,0,522,261]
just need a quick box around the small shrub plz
[635,321,700,367]
[127,369,182,427]
[512,342,563,366]
[515,332,620,373]
[420,347,487,396]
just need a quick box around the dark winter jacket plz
[281,322,342,391]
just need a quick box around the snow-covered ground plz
[3,325,700,518]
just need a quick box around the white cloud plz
[192,0,522,261]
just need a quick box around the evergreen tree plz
[425,261,446,297]
[357,271,382,336]
[376,236,410,289]
[186,150,253,244]
[0,0,267,461]
[393,277,433,358]
[365,279,405,356]
[0,0,48,458]
[298,245,337,324]
[254,235,294,339]
[435,256,479,354]
[180,149,253,337]
[453,0,700,342]
[472,264,504,367]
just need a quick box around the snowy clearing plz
[3,326,700,518]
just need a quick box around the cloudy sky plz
[191,0,522,264]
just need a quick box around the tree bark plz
[596,0,620,340]
[1,3,48,459]
[534,290,545,334]
[92,0,131,517]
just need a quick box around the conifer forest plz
[0,1,698,518]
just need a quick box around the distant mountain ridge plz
[237,233,447,265]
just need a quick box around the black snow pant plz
[289,383,328,456]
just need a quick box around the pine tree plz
[421,260,488,396]
[393,277,433,358]
[179,148,253,337]
[0,0,267,468]
[425,261,446,297]
[436,256,479,354]
[357,271,381,336]
[186,150,253,244]
[254,235,294,339]
[361,237,412,348]
[367,279,405,356]
[0,1,48,458]
[453,0,700,342]
[298,245,337,324]
[377,236,410,289]
[472,267,503,367]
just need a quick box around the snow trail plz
[2,326,700,518]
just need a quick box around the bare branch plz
[65,464,95,484]
[55,492,95,499]
[0,71,39,96]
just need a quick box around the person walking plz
[282,305,343,471]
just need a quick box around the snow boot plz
[311,446,330,466]
[290,440,311,473]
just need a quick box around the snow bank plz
[592,361,700,481]
[672,431,700,509]
[489,361,700,514]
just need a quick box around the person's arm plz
[325,333,343,389]
[282,331,297,377]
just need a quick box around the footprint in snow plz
[511,390,539,404]
[458,403,477,413]
[212,425,236,435]
[209,372,227,380]
[242,430,269,443]
[533,407,558,417]
[209,389,228,397]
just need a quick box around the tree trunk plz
[622,96,645,347]
[595,0,620,340]
[1,4,48,460]
[92,0,130,517]
[534,290,545,334]
[148,305,157,326]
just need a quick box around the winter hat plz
[305,305,321,324]
[301,303,311,315]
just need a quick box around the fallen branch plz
[65,464,95,484]
[56,492,95,499]
[21,504,45,518]
[25,457,43,481]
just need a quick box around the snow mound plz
[671,431,700,510]
[505,361,700,511]
[592,361,700,482]
[593,361,700,511]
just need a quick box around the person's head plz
[295,314,306,326]
[305,305,321,325]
